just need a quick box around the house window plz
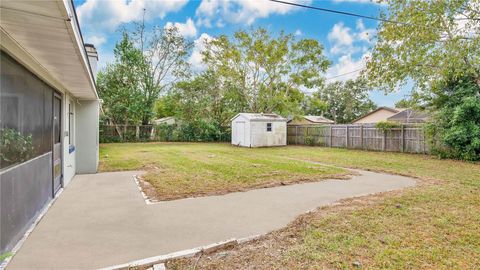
[266,123,272,132]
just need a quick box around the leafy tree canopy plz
[314,79,377,124]
[426,74,480,161]
[202,27,330,116]
[366,0,480,92]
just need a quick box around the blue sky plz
[74,0,411,107]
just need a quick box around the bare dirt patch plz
[164,187,419,269]
[136,171,352,202]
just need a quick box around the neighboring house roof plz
[387,109,429,123]
[304,115,334,124]
[288,115,334,125]
[352,107,405,124]
[231,113,287,122]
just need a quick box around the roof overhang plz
[0,0,98,100]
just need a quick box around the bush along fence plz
[287,124,429,154]
[100,124,231,143]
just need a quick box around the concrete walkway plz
[7,169,415,269]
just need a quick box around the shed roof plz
[231,113,287,122]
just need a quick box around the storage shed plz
[231,113,287,147]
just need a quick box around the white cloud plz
[165,18,197,38]
[327,20,375,55]
[85,35,106,47]
[326,52,370,82]
[355,19,375,43]
[189,33,214,71]
[77,0,188,31]
[328,22,354,46]
[295,29,302,36]
[77,0,188,70]
[196,0,312,27]
[325,19,376,82]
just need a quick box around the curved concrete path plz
[7,169,415,270]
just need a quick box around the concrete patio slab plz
[7,169,415,269]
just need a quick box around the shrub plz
[304,136,315,146]
[375,121,401,132]
[0,128,34,167]
[426,74,480,161]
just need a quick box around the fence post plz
[295,126,298,145]
[423,128,426,154]
[345,125,349,149]
[382,130,386,151]
[360,125,363,149]
[329,126,333,147]
[150,126,156,140]
[135,125,140,140]
[401,124,405,152]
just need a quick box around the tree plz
[173,70,244,127]
[130,13,193,124]
[366,0,480,92]
[313,79,376,124]
[394,98,417,109]
[154,94,180,119]
[202,27,330,116]
[97,33,145,139]
[426,74,480,161]
[302,95,328,116]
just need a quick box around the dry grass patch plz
[164,145,480,269]
[99,143,348,201]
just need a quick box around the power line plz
[325,67,364,80]
[268,0,408,25]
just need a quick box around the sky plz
[73,0,411,107]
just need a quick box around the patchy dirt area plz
[161,176,442,270]
[135,171,352,202]
[100,143,349,201]
[137,189,416,270]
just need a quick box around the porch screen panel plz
[0,51,53,170]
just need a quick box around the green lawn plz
[155,143,480,270]
[99,142,347,200]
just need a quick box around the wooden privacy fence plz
[287,124,429,154]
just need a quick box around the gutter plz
[59,0,99,100]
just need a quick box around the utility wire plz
[325,67,365,80]
[268,0,408,25]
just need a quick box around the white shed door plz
[236,122,245,144]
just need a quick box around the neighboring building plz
[0,1,99,254]
[387,109,429,123]
[288,115,334,126]
[352,107,406,124]
[231,113,287,147]
[153,116,176,125]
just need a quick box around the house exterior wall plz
[0,0,99,255]
[63,95,76,185]
[0,52,56,253]
[250,121,287,147]
[0,153,53,253]
[75,100,99,174]
[353,109,398,124]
